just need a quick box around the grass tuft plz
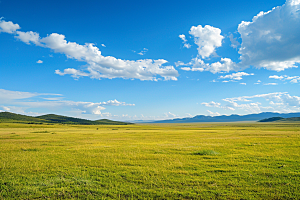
[192,150,219,155]
[21,148,39,151]
[31,131,50,133]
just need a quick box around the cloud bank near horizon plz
[0,89,134,117]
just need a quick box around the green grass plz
[0,122,299,199]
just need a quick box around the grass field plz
[0,122,299,199]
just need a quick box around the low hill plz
[0,112,131,125]
[280,117,300,122]
[258,117,284,122]
[259,117,300,122]
[0,112,45,123]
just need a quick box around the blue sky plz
[1,0,300,121]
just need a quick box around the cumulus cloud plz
[36,60,43,64]
[219,72,254,80]
[228,33,240,49]
[264,83,278,85]
[0,89,134,116]
[0,18,20,33]
[237,0,300,71]
[179,57,239,73]
[0,19,179,81]
[15,31,41,45]
[202,92,300,114]
[179,34,187,42]
[189,25,224,59]
[269,75,300,83]
[179,0,300,74]
[179,34,191,49]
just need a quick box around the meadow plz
[0,122,299,199]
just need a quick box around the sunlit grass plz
[0,122,299,199]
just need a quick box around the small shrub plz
[193,150,219,155]
[21,148,38,151]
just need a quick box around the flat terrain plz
[0,122,299,199]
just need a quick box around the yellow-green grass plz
[0,122,299,199]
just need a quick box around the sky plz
[1,0,300,121]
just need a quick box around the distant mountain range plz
[150,112,300,123]
[0,112,131,125]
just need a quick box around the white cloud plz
[189,25,224,59]
[219,72,254,80]
[183,43,191,49]
[0,18,20,33]
[1,20,179,81]
[202,92,300,114]
[269,75,285,80]
[137,48,148,55]
[0,89,134,116]
[15,31,41,45]
[179,34,191,49]
[237,0,300,71]
[55,68,89,79]
[179,0,300,75]
[240,83,246,85]
[201,101,221,108]
[179,57,239,74]
[179,34,187,42]
[207,110,221,116]
[0,89,40,102]
[36,60,43,64]
[101,44,106,47]
[264,83,278,85]
[269,75,300,83]
[164,112,177,118]
[228,33,240,49]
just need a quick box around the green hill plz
[0,112,131,125]
[259,117,300,122]
[280,117,300,122]
[0,112,45,123]
[258,117,284,122]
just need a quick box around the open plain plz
[0,122,299,199]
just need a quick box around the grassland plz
[0,122,299,199]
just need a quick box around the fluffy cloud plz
[207,110,221,116]
[178,0,300,74]
[201,101,221,108]
[179,34,191,49]
[237,0,300,71]
[269,75,300,83]
[202,92,300,114]
[0,89,134,116]
[179,34,187,42]
[179,57,239,73]
[0,18,20,33]
[219,72,254,80]
[228,33,240,49]
[36,60,43,64]
[0,20,179,81]
[189,25,224,58]
[15,31,41,45]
